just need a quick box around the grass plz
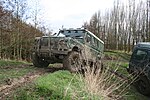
[103,51,149,100]
[0,60,36,85]
[9,68,149,100]
[104,50,131,76]
[104,50,131,61]
[12,70,114,100]
[0,60,26,66]
[9,50,130,99]
[1,51,150,100]
[11,71,86,100]
[35,71,80,99]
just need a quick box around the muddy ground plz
[0,64,64,99]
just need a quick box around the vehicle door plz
[129,49,149,73]
[84,33,98,61]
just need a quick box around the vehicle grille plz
[50,37,68,51]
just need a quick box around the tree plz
[84,0,149,52]
[0,0,43,60]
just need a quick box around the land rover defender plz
[32,28,104,72]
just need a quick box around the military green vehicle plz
[127,42,150,96]
[32,28,104,72]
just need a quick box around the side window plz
[98,41,100,49]
[133,50,148,60]
[94,38,98,48]
[91,37,98,48]
[86,34,92,43]
[91,37,95,45]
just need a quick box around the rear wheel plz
[63,51,82,72]
[32,52,49,68]
[133,75,150,96]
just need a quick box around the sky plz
[39,0,114,31]
[27,0,123,33]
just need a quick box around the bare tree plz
[84,0,149,52]
[0,0,43,60]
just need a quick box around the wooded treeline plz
[83,0,150,52]
[0,0,149,61]
[0,0,43,61]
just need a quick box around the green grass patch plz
[10,71,86,100]
[9,69,149,100]
[11,70,103,100]
[0,60,26,67]
[104,60,129,75]
[104,50,131,61]
[34,70,83,99]
[104,50,131,77]
[2,51,149,100]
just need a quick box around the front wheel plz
[63,51,82,72]
[133,75,150,96]
[32,52,49,68]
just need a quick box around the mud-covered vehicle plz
[32,28,104,72]
[127,42,150,96]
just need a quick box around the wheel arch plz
[72,46,81,52]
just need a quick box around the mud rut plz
[0,64,64,99]
[0,62,130,99]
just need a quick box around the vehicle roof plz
[135,42,150,49]
[86,30,104,44]
[42,36,49,37]
[60,28,104,44]
[40,28,104,44]
[60,28,85,31]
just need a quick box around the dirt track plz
[0,62,129,99]
[0,64,64,99]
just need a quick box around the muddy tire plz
[133,75,150,96]
[32,52,49,67]
[63,51,82,72]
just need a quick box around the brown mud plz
[0,64,64,99]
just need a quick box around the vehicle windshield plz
[40,37,49,46]
[58,30,85,38]
[132,49,148,61]
[52,33,65,37]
